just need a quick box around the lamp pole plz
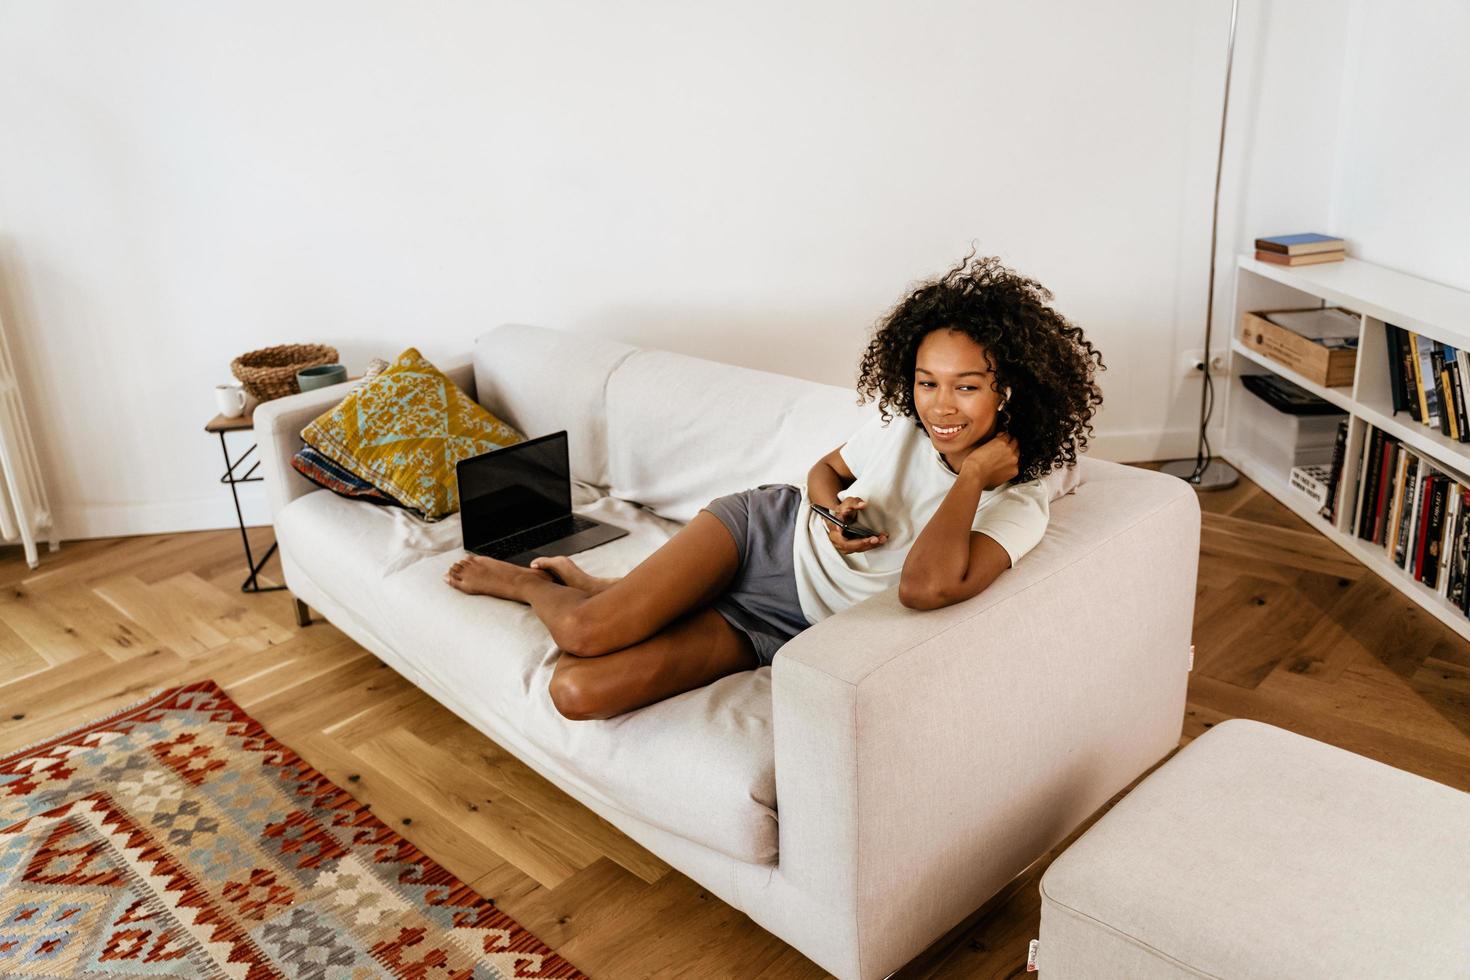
[1160,0,1241,491]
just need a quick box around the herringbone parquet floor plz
[2,470,1467,978]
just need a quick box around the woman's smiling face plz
[913,328,1005,468]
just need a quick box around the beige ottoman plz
[1036,719,1470,978]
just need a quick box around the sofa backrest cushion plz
[473,324,637,487]
[474,323,1085,524]
[604,348,876,523]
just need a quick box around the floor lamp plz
[1160,0,1242,491]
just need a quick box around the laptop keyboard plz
[478,514,600,560]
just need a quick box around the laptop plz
[456,430,627,565]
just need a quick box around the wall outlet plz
[1182,349,1228,376]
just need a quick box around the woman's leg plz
[547,605,758,720]
[444,510,741,657]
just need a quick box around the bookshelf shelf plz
[1352,400,1470,484]
[1225,254,1470,643]
[1229,338,1354,412]
[1238,256,1470,349]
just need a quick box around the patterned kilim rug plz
[0,680,585,979]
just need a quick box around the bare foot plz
[528,555,620,595]
[443,555,552,601]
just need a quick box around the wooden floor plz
[2,470,1468,978]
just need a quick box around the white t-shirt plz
[791,413,1051,625]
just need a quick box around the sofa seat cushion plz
[275,486,779,865]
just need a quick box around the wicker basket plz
[230,344,340,402]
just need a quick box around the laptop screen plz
[457,431,572,550]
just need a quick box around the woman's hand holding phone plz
[821,497,888,555]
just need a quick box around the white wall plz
[1327,0,1470,292]
[0,1,1365,539]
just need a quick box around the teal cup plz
[297,363,348,392]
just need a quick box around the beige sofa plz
[254,323,1201,979]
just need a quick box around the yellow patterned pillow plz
[301,348,523,520]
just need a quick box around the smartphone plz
[810,503,883,540]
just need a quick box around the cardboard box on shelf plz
[1239,309,1358,388]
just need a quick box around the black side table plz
[204,412,284,593]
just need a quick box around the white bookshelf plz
[1223,254,1470,642]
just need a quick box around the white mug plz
[215,383,248,418]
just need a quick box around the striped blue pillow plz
[291,446,405,507]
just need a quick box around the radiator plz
[0,307,55,568]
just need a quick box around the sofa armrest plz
[254,354,474,524]
[768,460,1200,979]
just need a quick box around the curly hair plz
[855,251,1105,482]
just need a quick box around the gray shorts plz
[701,484,810,668]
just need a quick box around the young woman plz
[445,253,1104,720]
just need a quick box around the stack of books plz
[1254,233,1346,267]
[1384,324,1470,442]
[1338,423,1470,616]
[1235,374,1346,478]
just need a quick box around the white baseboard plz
[49,426,1224,542]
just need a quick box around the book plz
[1446,492,1463,604]
[1403,465,1428,571]
[1410,333,1442,428]
[1357,428,1384,539]
[1451,489,1470,610]
[1438,488,1461,597]
[1352,426,1375,540]
[1372,438,1397,544]
[1441,344,1463,440]
[1321,418,1350,522]
[1347,432,1369,523]
[1458,349,1470,440]
[1254,233,1346,256]
[1415,474,1438,581]
[1425,477,1450,590]
[1431,344,1453,438]
[1450,346,1469,442]
[1255,250,1346,267]
[1385,325,1407,415]
[1290,465,1332,509]
[1386,449,1410,558]
[1404,328,1423,421]
[1393,454,1420,566]
[1400,326,1424,423]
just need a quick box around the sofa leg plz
[293,597,312,628]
